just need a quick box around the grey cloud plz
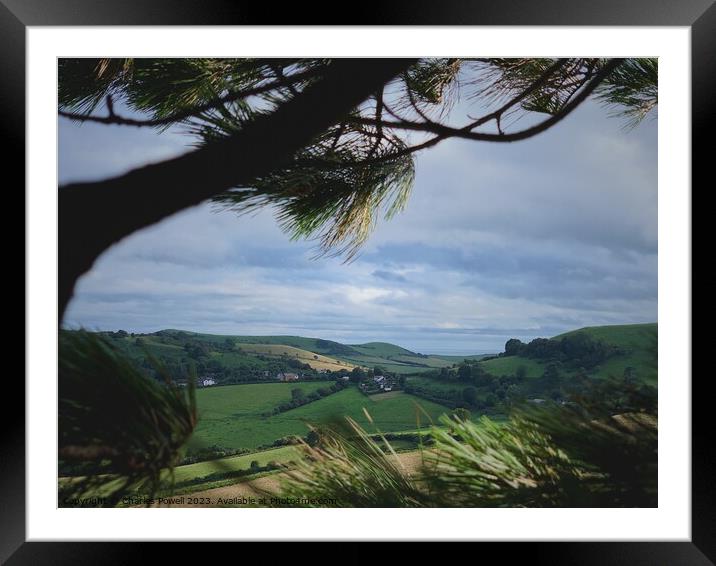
[372,270,407,283]
[60,90,657,353]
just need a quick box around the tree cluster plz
[502,333,619,369]
[261,381,349,417]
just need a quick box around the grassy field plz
[554,322,657,345]
[189,383,452,452]
[188,382,327,451]
[193,382,327,419]
[155,450,430,505]
[328,351,460,374]
[209,334,478,373]
[405,375,502,409]
[391,355,457,368]
[361,361,450,374]
[59,445,301,502]
[101,330,486,376]
[95,323,657,452]
[115,336,188,361]
[401,323,658,410]
[268,388,447,431]
[479,356,547,378]
[172,446,299,484]
[554,323,657,384]
[429,354,493,362]
[334,342,490,374]
[112,333,271,373]
[193,332,361,358]
[407,376,466,393]
[100,325,656,384]
[369,390,408,402]
[61,324,657,505]
[204,350,268,370]
[235,343,354,372]
[349,342,418,357]
[473,323,657,384]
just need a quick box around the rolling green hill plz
[190,332,364,358]
[468,323,657,384]
[88,323,657,385]
[189,383,451,452]
[59,323,657,498]
[218,336,468,374]
[553,322,656,343]
[322,342,466,374]
[101,329,482,377]
[478,356,548,378]
[172,445,299,485]
[554,322,657,384]
[478,323,656,381]
[430,354,494,363]
[234,343,355,372]
[403,323,657,413]
[350,342,418,357]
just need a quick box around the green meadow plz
[554,323,658,384]
[62,323,656,500]
[188,382,451,452]
[477,323,657,383]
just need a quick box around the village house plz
[373,375,391,390]
[277,372,299,382]
[200,377,216,387]
[377,375,398,391]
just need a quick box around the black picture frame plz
[7,1,708,563]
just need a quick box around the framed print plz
[8,0,710,563]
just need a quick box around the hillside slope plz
[234,343,354,372]
[481,322,657,384]
[80,323,657,384]
[554,323,657,384]
[189,384,450,451]
[155,330,475,375]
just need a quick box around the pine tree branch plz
[339,58,624,168]
[59,59,416,320]
[58,67,322,128]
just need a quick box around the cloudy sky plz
[60,83,657,355]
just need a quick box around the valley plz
[59,322,657,505]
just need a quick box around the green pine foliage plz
[58,331,197,506]
[277,394,657,508]
[277,416,427,508]
[58,58,657,261]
